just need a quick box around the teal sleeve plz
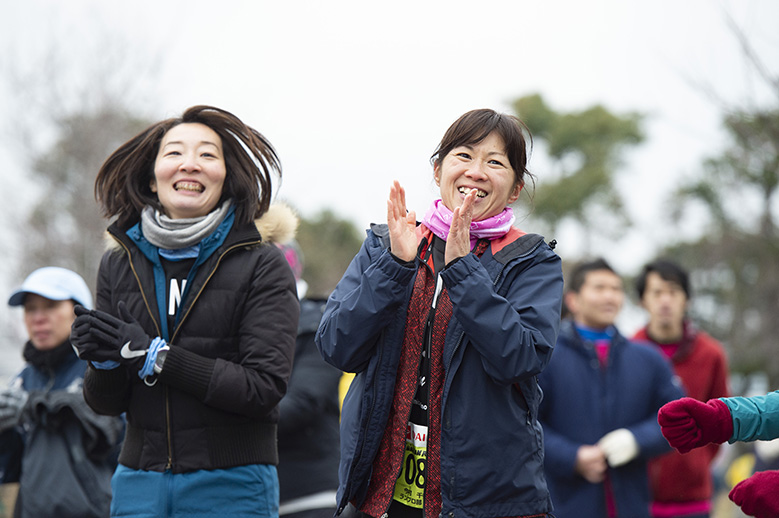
[722,390,779,443]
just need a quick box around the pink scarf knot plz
[422,199,515,249]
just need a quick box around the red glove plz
[657,397,733,454]
[729,470,779,518]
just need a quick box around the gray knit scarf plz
[140,200,233,250]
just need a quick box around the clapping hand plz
[445,189,476,265]
[387,181,417,263]
[71,302,152,372]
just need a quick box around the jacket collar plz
[559,319,627,356]
[634,319,698,362]
[23,338,79,371]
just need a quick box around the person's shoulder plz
[299,298,327,333]
[690,328,727,354]
[628,334,658,353]
[491,230,555,264]
[631,326,649,341]
[368,223,391,249]
[100,223,133,260]
[547,322,581,357]
[625,336,671,365]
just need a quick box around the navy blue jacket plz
[1,343,124,518]
[538,320,684,518]
[316,224,563,518]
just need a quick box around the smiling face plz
[151,123,227,219]
[434,131,521,221]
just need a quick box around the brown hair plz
[431,109,534,189]
[95,105,280,228]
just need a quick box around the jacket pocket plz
[514,378,543,455]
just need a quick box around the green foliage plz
[511,93,644,248]
[513,94,556,137]
[671,109,779,237]
[295,209,364,298]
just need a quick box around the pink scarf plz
[422,199,515,249]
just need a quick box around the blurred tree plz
[296,209,363,298]
[662,109,779,385]
[1,26,159,293]
[511,93,644,252]
[660,8,779,385]
[23,108,150,289]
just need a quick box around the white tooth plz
[176,183,203,192]
[458,187,487,197]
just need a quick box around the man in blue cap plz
[0,267,124,518]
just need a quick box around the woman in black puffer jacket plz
[71,105,299,518]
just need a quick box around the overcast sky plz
[1,0,778,375]
[4,0,778,264]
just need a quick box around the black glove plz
[71,301,152,371]
[0,382,28,432]
[71,306,115,364]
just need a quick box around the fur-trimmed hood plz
[254,202,298,246]
[105,202,298,251]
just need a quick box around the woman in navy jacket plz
[316,109,563,518]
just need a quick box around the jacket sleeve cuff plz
[157,347,215,401]
[84,363,129,395]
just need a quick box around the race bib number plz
[392,422,427,508]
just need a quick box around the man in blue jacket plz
[538,258,684,518]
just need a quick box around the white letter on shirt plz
[169,279,187,316]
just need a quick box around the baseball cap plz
[8,267,93,309]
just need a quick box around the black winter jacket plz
[278,297,341,502]
[83,207,299,474]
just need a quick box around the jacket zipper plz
[384,250,442,516]
[371,243,439,518]
[112,237,163,338]
[164,239,261,470]
[169,240,259,344]
[115,229,261,471]
[340,238,423,515]
[114,236,176,468]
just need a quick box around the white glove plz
[755,438,779,463]
[598,428,639,467]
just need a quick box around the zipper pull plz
[432,274,444,309]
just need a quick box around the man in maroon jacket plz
[633,259,730,518]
